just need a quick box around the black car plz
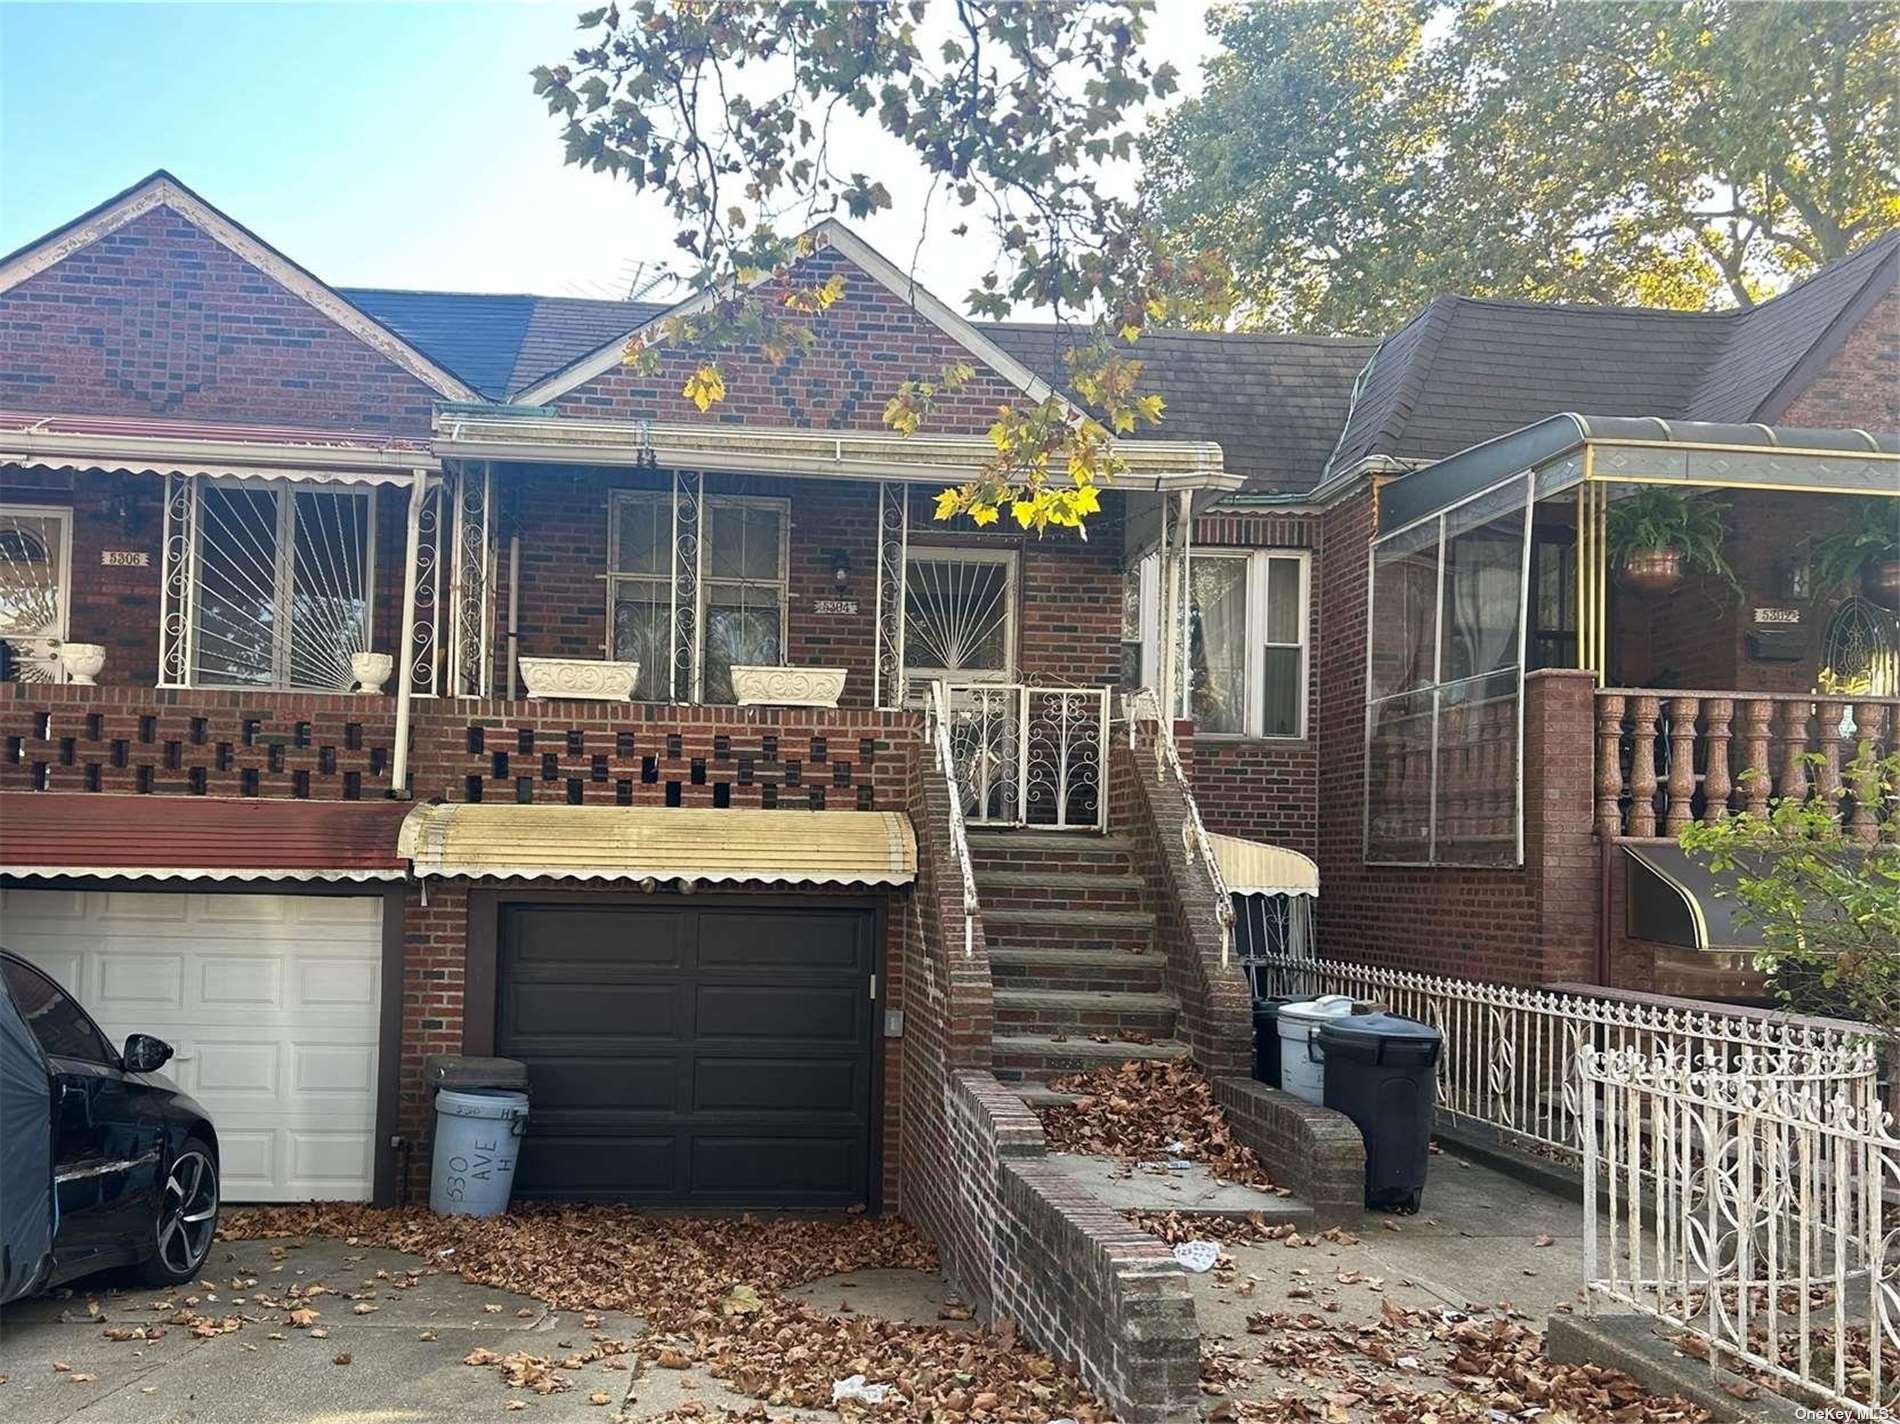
[0,949,220,1302]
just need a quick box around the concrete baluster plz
[1701,697,1733,823]
[1595,694,1627,838]
[1665,696,1699,834]
[1628,696,1660,838]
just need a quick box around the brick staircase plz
[969,828,1190,1105]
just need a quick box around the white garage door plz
[0,888,383,1203]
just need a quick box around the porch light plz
[1777,555,1812,602]
[830,548,852,591]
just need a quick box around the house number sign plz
[812,597,859,616]
[1752,607,1801,625]
[101,550,151,567]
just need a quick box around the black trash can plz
[1251,997,1300,1088]
[1315,1013,1441,1214]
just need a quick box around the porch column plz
[157,471,199,687]
[874,481,909,709]
[669,470,704,702]
[391,465,431,795]
[1158,488,1194,721]
[445,462,494,698]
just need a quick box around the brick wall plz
[1212,1076,1364,1229]
[0,205,440,433]
[942,1071,1199,1424]
[1779,284,1899,431]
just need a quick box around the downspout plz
[506,533,521,700]
[390,465,428,799]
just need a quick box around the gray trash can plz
[424,1055,530,1218]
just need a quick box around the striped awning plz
[398,804,917,886]
[1211,833,1319,897]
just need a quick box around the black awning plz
[1623,843,1766,951]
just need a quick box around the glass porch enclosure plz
[1364,417,1900,864]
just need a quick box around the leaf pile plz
[1037,1058,1281,1189]
[221,1203,1109,1421]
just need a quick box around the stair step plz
[993,987,1178,1037]
[982,906,1156,930]
[967,831,1138,873]
[972,870,1146,909]
[988,945,1168,993]
[982,905,1156,957]
[990,1033,1191,1084]
[1012,1085,1085,1110]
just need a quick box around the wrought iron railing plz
[1247,953,1880,1164]
[1581,1046,1897,1418]
[1123,685,1236,966]
[926,680,981,959]
[937,681,1109,831]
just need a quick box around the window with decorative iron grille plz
[0,504,72,681]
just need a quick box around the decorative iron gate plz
[940,682,1109,831]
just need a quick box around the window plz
[2,957,113,1064]
[0,504,72,679]
[1180,550,1309,738]
[1528,528,1578,672]
[608,492,788,703]
[191,481,373,690]
[1365,475,1532,866]
[904,548,1017,692]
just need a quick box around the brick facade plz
[1779,285,1899,431]
[0,206,442,433]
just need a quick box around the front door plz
[903,547,1016,697]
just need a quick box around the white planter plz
[730,664,848,708]
[350,651,393,695]
[56,642,105,686]
[519,657,640,701]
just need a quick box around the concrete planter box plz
[730,664,847,708]
[519,657,639,701]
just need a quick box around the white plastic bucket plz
[1276,995,1355,1105]
[430,1088,529,1217]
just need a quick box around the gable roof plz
[510,218,1070,413]
[1330,230,1900,476]
[0,172,483,404]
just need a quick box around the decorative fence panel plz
[942,682,1108,831]
[1580,1047,1899,1418]
[1245,954,1880,1165]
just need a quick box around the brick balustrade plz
[1595,689,1899,839]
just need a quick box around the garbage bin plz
[1251,997,1301,1088]
[1276,995,1356,1104]
[424,1055,530,1218]
[1316,1013,1441,1214]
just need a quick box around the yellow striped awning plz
[1211,833,1319,897]
[398,804,916,887]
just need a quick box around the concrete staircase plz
[970,828,1190,1105]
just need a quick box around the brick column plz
[1523,670,1600,984]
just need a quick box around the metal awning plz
[0,411,438,483]
[1211,833,1319,897]
[398,803,917,886]
[0,793,412,883]
[1623,843,1765,951]
[1378,414,1898,535]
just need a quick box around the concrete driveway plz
[0,1236,649,1423]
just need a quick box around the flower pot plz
[518,657,640,701]
[729,665,848,708]
[1619,547,1683,595]
[351,651,394,695]
[56,642,105,686]
[1864,558,1900,611]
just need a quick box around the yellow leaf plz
[971,503,1000,527]
[681,364,726,412]
[933,489,960,520]
[1011,499,1038,529]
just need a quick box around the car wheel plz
[137,1138,219,1286]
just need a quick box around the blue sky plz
[0,2,1217,308]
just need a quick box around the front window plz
[904,548,1016,691]
[608,492,788,703]
[192,481,372,691]
[1183,550,1309,738]
[0,504,71,679]
[1365,475,1531,866]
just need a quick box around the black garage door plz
[497,902,877,1210]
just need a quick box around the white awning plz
[1212,833,1319,897]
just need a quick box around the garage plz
[496,901,879,1210]
[0,887,386,1202]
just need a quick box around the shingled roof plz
[1329,230,1899,476]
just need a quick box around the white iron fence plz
[1580,1046,1899,1418]
[942,682,1109,831]
[1245,954,1882,1165]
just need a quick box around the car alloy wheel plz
[157,1150,218,1277]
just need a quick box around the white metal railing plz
[940,681,1109,832]
[926,680,980,959]
[1246,953,1881,1163]
[1123,686,1236,966]
[1581,1046,1899,1418]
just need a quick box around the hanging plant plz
[1604,488,1740,597]
[1809,496,1900,610]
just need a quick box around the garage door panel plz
[692,1057,863,1114]
[499,903,874,1209]
[4,888,383,1203]
[694,983,861,1041]
[694,911,867,972]
[514,1135,678,1195]
[690,1135,865,1196]
[506,981,682,1040]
